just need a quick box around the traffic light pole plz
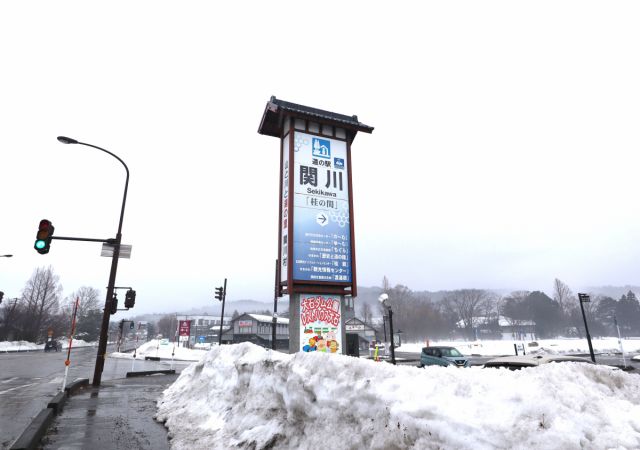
[578,295,596,363]
[57,137,129,387]
[218,278,227,345]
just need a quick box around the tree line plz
[357,277,640,342]
[0,266,103,343]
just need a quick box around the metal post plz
[218,278,227,345]
[382,315,387,342]
[578,294,596,363]
[388,308,396,365]
[57,137,130,387]
[61,297,80,392]
[272,259,278,350]
[614,315,627,368]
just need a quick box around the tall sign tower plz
[259,97,373,354]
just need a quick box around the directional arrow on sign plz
[316,213,329,227]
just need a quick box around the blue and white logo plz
[312,138,331,159]
[334,157,345,169]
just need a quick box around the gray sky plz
[2,1,640,314]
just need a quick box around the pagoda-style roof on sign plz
[258,96,374,140]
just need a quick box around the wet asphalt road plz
[0,346,190,449]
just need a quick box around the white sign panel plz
[280,134,290,283]
[292,132,351,283]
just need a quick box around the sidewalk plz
[41,374,178,450]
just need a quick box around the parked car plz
[44,337,61,352]
[420,346,470,368]
[483,354,594,370]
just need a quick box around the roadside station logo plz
[312,138,331,159]
[334,157,344,169]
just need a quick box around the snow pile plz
[0,341,41,352]
[398,337,640,356]
[157,343,640,450]
[61,339,95,349]
[110,339,207,362]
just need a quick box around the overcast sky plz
[1,1,640,315]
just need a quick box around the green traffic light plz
[35,240,46,249]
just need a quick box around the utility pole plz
[578,293,596,363]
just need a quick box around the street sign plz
[178,320,191,337]
[578,293,590,303]
[101,243,132,258]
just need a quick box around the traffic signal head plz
[215,287,223,301]
[130,321,135,330]
[34,219,55,254]
[124,289,136,309]
[110,294,118,315]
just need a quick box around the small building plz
[345,317,378,356]
[228,313,289,350]
[176,315,232,345]
[456,315,536,340]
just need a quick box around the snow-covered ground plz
[397,337,640,356]
[0,339,95,352]
[157,343,640,450]
[110,339,208,362]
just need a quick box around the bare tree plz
[62,286,101,317]
[553,278,575,315]
[20,266,63,342]
[381,275,390,293]
[442,289,491,339]
[157,314,177,340]
[0,296,23,340]
[359,302,373,324]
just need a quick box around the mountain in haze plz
[133,285,640,324]
[583,285,640,299]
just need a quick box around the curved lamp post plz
[378,293,396,365]
[57,136,130,386]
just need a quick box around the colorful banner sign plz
[292,132,351,283]
[300,294,342,354]
[178,320,191,337]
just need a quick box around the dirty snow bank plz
[110,339,207,361]
[157,343,640,450]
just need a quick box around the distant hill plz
[181,299,289,316]
[583,285,640,300]
[133,285,640,324]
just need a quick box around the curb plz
[126,369,176,377]
[46,391,67,415]
[64,378,89,396]
[10,409,54,450]
[10,378,89,450]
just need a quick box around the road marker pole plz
[61,297,80,392]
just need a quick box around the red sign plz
[178,320,191,337]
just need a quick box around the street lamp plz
[577,293,596,363]
[378,293,396,365]
[0,254,13,257]
[57,136,130,387]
